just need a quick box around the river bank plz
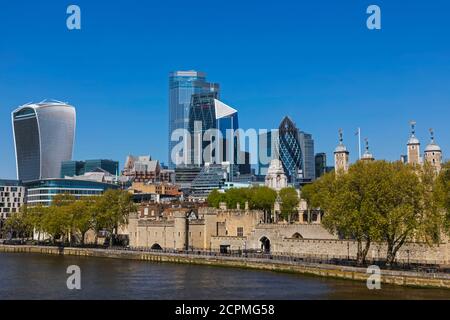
[1,244,449,290]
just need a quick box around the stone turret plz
[407,121,421,165]
[334,129,349,173]
[424,128,442,173]
[174,211,187,250]
[265,159,288,191]
[361,138,375,162]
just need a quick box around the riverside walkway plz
[1,244,450,289]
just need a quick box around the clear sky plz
[0,0,449,179]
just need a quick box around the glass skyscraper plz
[60,159,119,178]
[188,93,239,167]
[168,71,219,169]
[258,130,279,176]
[278,117,303,183]
[299,131,315,181]
[12,100,76,181]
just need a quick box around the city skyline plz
[1,1,450,179]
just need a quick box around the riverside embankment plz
[1,244,449,289]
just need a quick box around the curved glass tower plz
[278,116,303,183]
[12,100,76,181]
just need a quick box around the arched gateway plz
[151,243,163,250]
[260,237,271,253]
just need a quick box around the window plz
[237,227,244,237]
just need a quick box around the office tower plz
[298,131,315,181]
[188,93,239,167]
[12,100,76,181]
[60,161,85,178]
[24,179,118,207]
[315,153,327,179]
[0,180,25,219]
[168,71,219,169]
[61,159,119,178]
[258,130,279,176]
[189,164,228,200]
[189,92,219,165]
[174,166,202,191]
[278,117,303,183]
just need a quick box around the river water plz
[0,253,448,300]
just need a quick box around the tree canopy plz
[2,190,136,246]
[207,186,277,222]
[302,160,448,265]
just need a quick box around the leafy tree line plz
[2,189,136,247]
[302,161,450,265]
[207,186,300,223]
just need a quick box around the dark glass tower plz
[278,117,303,183]
[168,71,219,169]
[188,94,239,167]
[315,153,327,179]
[188,92,219,166]
[299,131,315,181]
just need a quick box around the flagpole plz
[358,128,362,159]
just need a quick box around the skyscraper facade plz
[258,130,278,176]
[12,100,76,181]
[168,71,219,169]
[299,131,315,181]
[188,94,239,167]
[315,153,327,179]
[61,159,119,178]
[278,117,303,183]
[189,92,219,165]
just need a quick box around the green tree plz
[3,208,33,240]
[95,190,136,247]
[302,162,384,265]
[224,188,251,209]
[279,187,299,223]
[250,186,277,223]
[374,162,425,265]
[206,189,226,208]
[72,198,95,245]
[303,160,444,265]
[436,162,450,235]
[417,162,447,244]
[51,194,77,244]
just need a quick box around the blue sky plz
[0,0,449,178]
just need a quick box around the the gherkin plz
[278,116,303,183]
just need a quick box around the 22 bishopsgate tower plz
[12,100,76,181]
[168,71,219,169]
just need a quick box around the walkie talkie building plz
[12,100,76,181]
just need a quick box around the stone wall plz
[129,208,449,265]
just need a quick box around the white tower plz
[265,159,288,191]
[334,129,349,174]
[407,121,421,165]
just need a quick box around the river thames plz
[0,253,449,300]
